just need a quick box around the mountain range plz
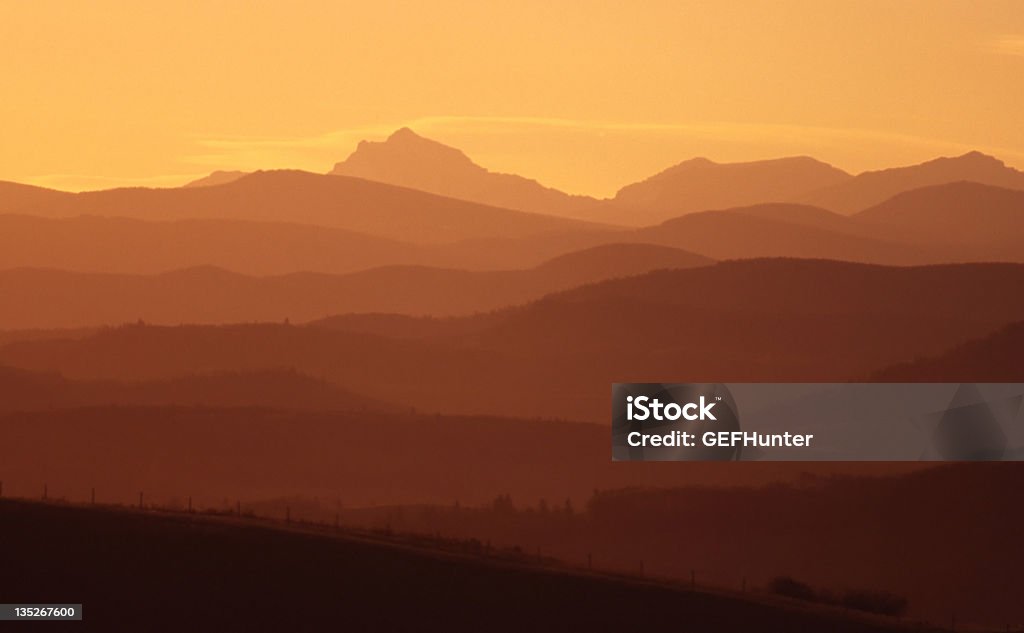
[0,179,1021,279]
[5,129,1024,234]
[609,155,851,224]
[322,128,1024,223]
[1,129,1022,272]
[802,151,1024,213]
[330,127,601,220]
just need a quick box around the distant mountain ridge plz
[5,131,1023,230]
[330,128,602,221]
[800,151,1024,213]
[0,179,1020,279]
[0,169,601,244]
[183,170,248,188]
[326,130,1024,222]
[610,156,852,224]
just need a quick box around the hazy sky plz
[3,0,1023,196]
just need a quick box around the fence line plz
[0,481,1010,632]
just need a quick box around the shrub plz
[768,576,817,602]
[841,590,908,617]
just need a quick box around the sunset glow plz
[3,0,1023,196]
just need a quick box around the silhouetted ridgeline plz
[325,129,1024,225]
[299,464,1022,627]
[1,176,1021,280]
[331,127,604,221]
[800,151,1024,213]
[0,366,391,413]
[0,405,915,509]
[3,260,1024,421]
[869,321,1024,381]
[612,156,852,224]
[0,169,603,243]
[0,499,925,633]
[0,243,712,328]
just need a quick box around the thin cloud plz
[28,172,206,192]
[189,116,1024,170]
[31,116,1024,194]
[987,35,1024,57]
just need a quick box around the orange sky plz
[2,0,1023,197]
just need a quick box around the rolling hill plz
[4,260,1023,422]
[0,243,712,328]
[0,365,389,413]
[869,321,1024,381]
[0,214,425,275]
[182,170,248,188]
[0,180,76,212]
[630,207,920,264]
[854,181,1024,261]
[0,499,923,632]
[2,175,1022,278]
[0,403,926,510]
[0,170,601,244]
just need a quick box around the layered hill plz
[0,214,424,275]
[869,321,1024,381]
[330,127,601,220]
[0,403,924,510]
[2,174,1022,277]
[0,170,599,244]
[182,170,248,188]
[4,260,1024,421]
[581,465,1024,627]
[0,180,75,212]
[0,500,920,633]
[434,188,1023,268]
[629,206,918,264]
[0,244,711,329]
[801,151,1024,213]
[0,365,389,413]
[854,182,1024,261]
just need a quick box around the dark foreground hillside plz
[0,500,932,633]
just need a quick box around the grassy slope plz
[0,499,934,633]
